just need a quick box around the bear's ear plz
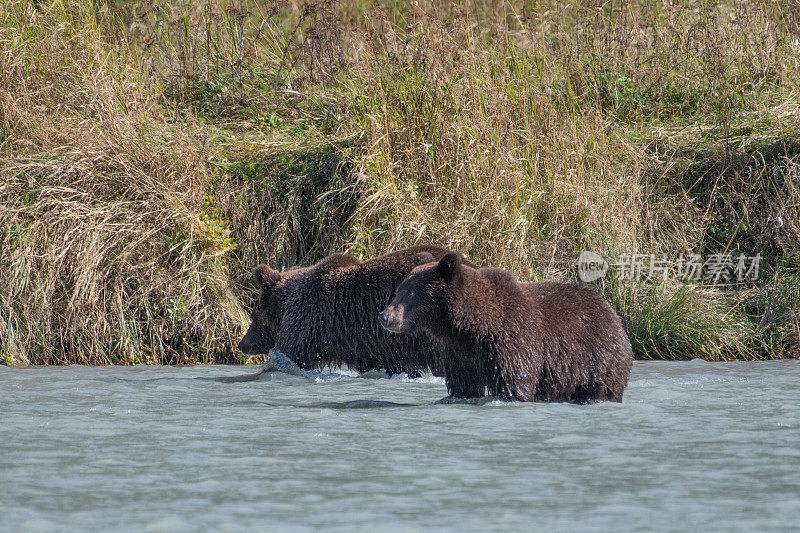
[415,251,436,265]
[436,252,462,280]
[253,264,281,288]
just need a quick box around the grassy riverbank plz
[1,0,798,365]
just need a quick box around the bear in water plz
[238,246,475,377]
[379,252,633,402]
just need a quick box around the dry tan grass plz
[0,1,248,364]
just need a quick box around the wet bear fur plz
[379,252,633,402]
[238,246,476,376]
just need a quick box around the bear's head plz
[379,251,463,335]
[237,264,284,355]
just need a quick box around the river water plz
[1,361,799,532]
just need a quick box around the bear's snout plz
[237,336,254,354]
[238,322,271,355]
[379,305,406,333]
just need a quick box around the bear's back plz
[519,280,626,344]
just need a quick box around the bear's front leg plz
[491,345,542,401]
[442,347,486,398]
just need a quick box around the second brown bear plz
[239,246,475,377]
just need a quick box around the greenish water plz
[1,361,799,532]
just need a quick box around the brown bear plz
[379,252,633,402]
[238,246,476,377]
